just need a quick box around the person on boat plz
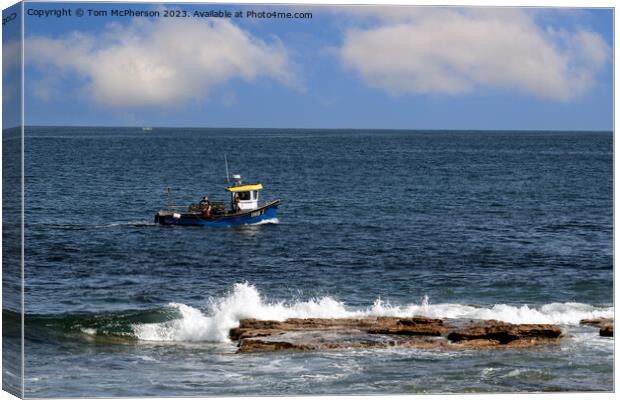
[232,193,240,212]
[200,196,212,217]
[199,196,210,208]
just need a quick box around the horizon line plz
[5,125,614,133]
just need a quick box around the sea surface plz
[5,127,614,396]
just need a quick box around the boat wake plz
[247,218,279,226]
[96,220,156,228]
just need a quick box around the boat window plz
[253,191,259,200]
[238,191,251,201]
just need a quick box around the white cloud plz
[3,39,21,74]
[26,18,300,107]
[337,8,610,101]
[3,40,21,106]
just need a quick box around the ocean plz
[4,127,613,396]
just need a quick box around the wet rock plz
[453,337,563,349]
[230,317,564,353]
[579,318,613,337]
[237,334,450,353]
[580,318,613,328]
[447,320,562,345]
[229,319,285,340]
[229,328,284,341]
[600,324,613,337]
[367,316,448,336]
[231,316,449,341]
[238,340,313,353]
[229,318,375,341]
[580,318,614,337]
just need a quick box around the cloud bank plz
[338,8,610,101]
[26,18,299,107]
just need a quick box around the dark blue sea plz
[6,127,614,396]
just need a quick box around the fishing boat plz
[154,174,280,227]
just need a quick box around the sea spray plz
[133,283,354,342]
[131,283,613,343]
[421,294,430,313]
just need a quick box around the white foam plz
[131,282,613,343]
[80,328,97,336]
[247,218,279,225]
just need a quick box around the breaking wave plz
[19,283,612,344]
[131,283,613,343]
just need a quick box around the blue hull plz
[155,201,279,228]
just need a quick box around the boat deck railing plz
[162,200,278,215]
[164,201,228,212]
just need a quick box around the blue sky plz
[10,2,614,130]
[2,2,22,128]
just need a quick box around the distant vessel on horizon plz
[141,127,153,131]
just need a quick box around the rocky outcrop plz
[231,317,564,353]
[230,316,448,341]
[580,318,613,337]
[229,318,375,341]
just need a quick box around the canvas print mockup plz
[2,1,614,397]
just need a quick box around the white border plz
[0,1,615,400]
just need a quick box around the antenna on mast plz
[224,155,230,183]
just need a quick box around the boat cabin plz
[226,174,262,211]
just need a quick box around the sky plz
[4,2,614,130]
[2,2,22,128]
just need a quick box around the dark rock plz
[229,328,284,341]
[600,324,613,337]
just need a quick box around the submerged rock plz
[231,317,563,353]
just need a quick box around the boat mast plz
[167,187,173,210]
[224,154,230,184]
